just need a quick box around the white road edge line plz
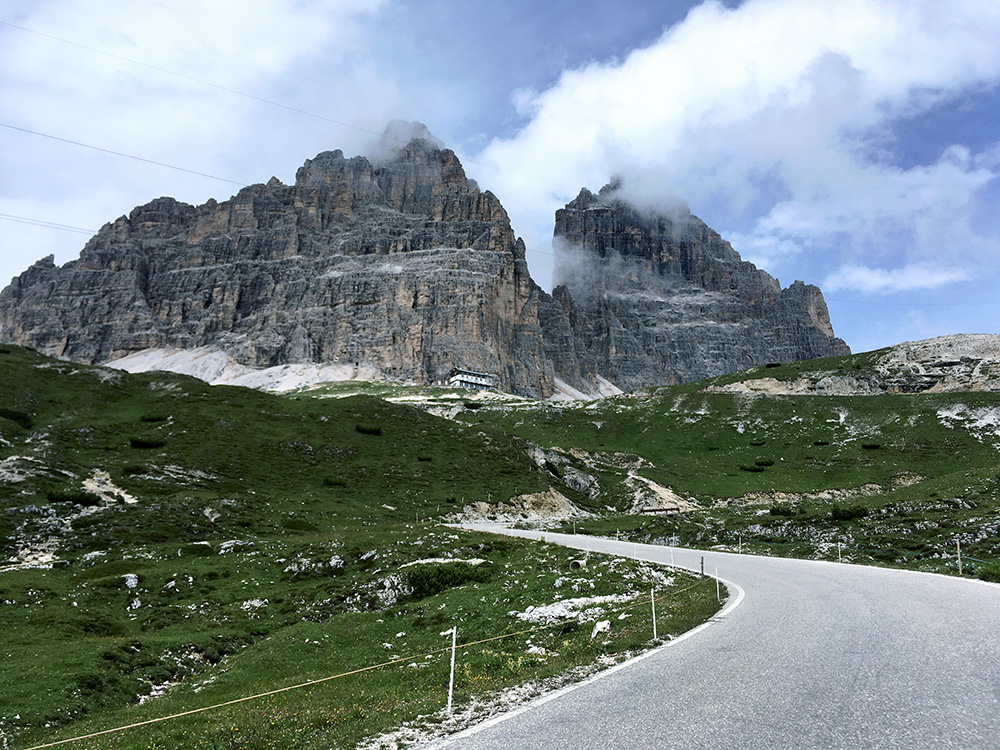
[424,540,747,748]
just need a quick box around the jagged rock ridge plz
[0,125,848,396]
[540,183,849,391]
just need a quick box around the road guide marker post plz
[716,568,721,603]
[651,588,657,640]
[957,539,963,576]
[441,627,457,714]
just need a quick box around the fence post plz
[651,588,657,640]
[441,627,457,714]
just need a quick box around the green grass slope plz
[448,354,1000,577]
[0,345,720,749]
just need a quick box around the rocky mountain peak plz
[538,182,849,391]
[0,127,848,397]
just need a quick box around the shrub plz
[129,437,166,449]
[831,504,868,521]
[281,517,319,533]
[0,407,33,430]
[975,562,1000,583]
[355,424,382,436]
[754,458,775,467]
[861,443,881,450]
[47,488,103,506]
[813,440,830,446]
[406,562,491,599]
[769,505,795,517]
[739,465,766,472]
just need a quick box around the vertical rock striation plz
[539,183,849,391]
[0,134,554,395]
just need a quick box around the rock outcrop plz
[0,125,849,396]
[539,183,849,391]
[0,135,554,395]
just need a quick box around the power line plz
[0,121,247,186]
[0,19,571,193]
[0,212,96,235]
[0,20,390,144]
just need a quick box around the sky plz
[2,0,999,354]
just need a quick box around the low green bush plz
[406,562,491,599]
[831,504,868,521]
[47,488,103,506]
[975,562,1000,583]
[0,407,33,429]
[129,437,166,449]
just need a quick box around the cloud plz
[0,0,391,283]
[823,264,970,293]
[473,0,1000,291]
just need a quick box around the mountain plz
[0,124,848,396]
[539,183,849,391]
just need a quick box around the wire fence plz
[624,529,999,579]
[20,576,714,750]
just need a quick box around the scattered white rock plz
[590,620,611,639]
[83,469,137,504]
[399,557,486,568]
[510,594,630,624]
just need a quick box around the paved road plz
[428,527,1000,749]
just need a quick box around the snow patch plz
[105,346,386,393]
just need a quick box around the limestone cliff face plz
[0,138,554,395]
[540,184,850,391]
[0,130,848,396]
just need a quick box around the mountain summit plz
[0,123,847,396]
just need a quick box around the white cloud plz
[0,0,392,283]
[474,0,1000,292]
[823,264,970,293]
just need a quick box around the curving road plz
[428,527,1000,750]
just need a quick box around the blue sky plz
[1,0,998,354]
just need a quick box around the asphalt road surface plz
[427,526,1000,750]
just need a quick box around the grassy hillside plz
[0,345,721,749]
[447,353,1000,577]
